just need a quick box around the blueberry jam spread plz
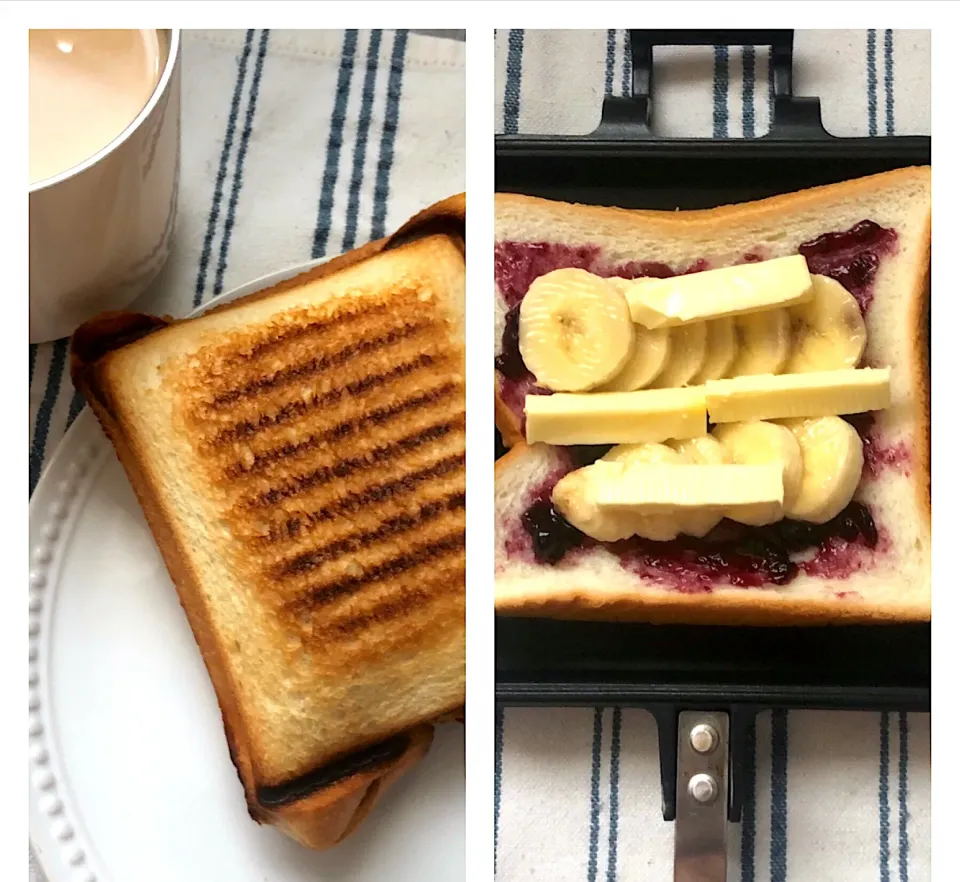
[518,492,879,590]
[496,220,900,589]
[797,220,897,313]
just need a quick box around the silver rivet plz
[43,521,61,541]
[688,772,718,805]
[68,845,84,865]
[33,546,53,565]
[29,570,47,590]
[690,723,719,755]
[29,594,42,613]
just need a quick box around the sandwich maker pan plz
[494,29,930,876]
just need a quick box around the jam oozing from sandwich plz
[844,413,912,478]
[797,220,897,314]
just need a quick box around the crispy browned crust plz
[258,725,434,850]
[71,194,465,850]
[493,167,932,451]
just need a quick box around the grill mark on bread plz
[278,491,466,576]
[325,589,436,639]
[226,300,393,364]
[211,364,456,448]
[208,321,433,408]
[289,530,466,610]
[244,416,465,504]
[268,453,465,542]
[225,382,461,470]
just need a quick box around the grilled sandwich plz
[71,195,466,849]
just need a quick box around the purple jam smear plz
[797,220,897,314]
[844,413,912,479]
[494,243,712,423]
[511,478,882,589]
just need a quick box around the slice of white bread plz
[493,170,929,624]
[72,195,466,848]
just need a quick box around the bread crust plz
[71,194,466,850]
[493,170,931,624]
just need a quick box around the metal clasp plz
[674,711,730,882]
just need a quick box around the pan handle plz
[594,29,832,141]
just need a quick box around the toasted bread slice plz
[492,171,930,624]
[72,195,466,849]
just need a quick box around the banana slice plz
[519,268,635,392]
[728,309,791,377]
[780,416,864,524]
[785,275,867,373]
[601,443,686,540]
[552,462,636,542]
[667,435,728,537]
[649,322,708,389]
[712,421,802,526]
[598,323,672,391]
[692,317,737,383]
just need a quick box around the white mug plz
[29,29,182,343]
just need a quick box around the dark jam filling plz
[518,495,879,590]
[797,219,897,313]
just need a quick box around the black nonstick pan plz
[494,29,930,881]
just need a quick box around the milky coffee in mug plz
[29,29,181,343]
[29,30,162,185]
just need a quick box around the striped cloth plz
[494,29,930,882]
[28,28,464,882]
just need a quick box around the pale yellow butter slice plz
[705,367,891,424]
[595,463,784,513]
[525,387,707,446]
[624,255,814,328]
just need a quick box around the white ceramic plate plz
[28,261,465,882]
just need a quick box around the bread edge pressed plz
[70,193,466,850]
[492,166,932,469]
[491,170,931,625]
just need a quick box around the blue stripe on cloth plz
[604,29,616,96]
[605,707,622,882]
[770,709,788,882]
[65,389,85,431]
[586,707,604,882]
[341,30,383,252]
[212,28,270,299]
[867,29,878,137]
[885,29,895,136]
[503,30,524,134]
[713,45,729,138]
[371,29,409,240]
[898,712,909,881]
[621,30,631,97]
[494,705,505,873]
[29,338,68,496]
[29,343,37,385]
[193,29,253,307]
[880,711,891,882]
[742,45,756,138]
[740,715,757,882]
[312,30,359,259]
